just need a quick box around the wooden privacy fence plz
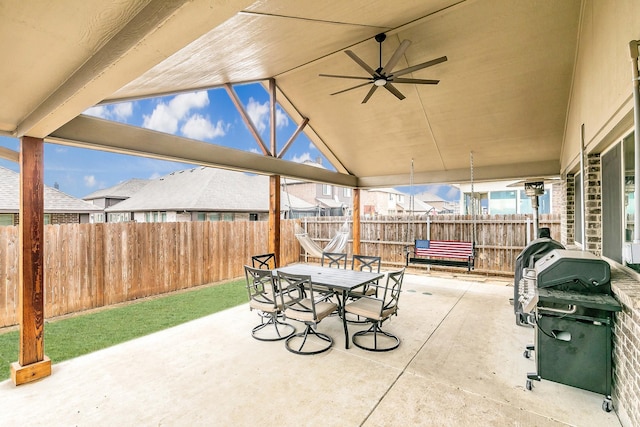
[299,214,561,275]
[0,220,300,328]
[1,215,559,328]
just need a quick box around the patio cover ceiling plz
[0,0,581,188]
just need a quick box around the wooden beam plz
[352,189,361,255]
[0,146,19,162]
[49,115,358,188]
[224,84,270,156]
[269,175,281,266]
[269,78,276,156]
[11,136,50,385]
[15,0,194,138]
[278,117,308,159]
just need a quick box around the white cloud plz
[149,172,162,180]
[143,103,179,133]
[169,91,209,119]
[84,175,97,187]
[308,142,316,151]
[246,98,269,133]
[112,102,133,120]
[291,152,312,163]
[276,107,289,128]
[84,106,108,119]
[249,148,260,154]
[181,115,227,140]
[143,91,211,135]
[83,102,133,122]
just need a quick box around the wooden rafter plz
[224,83,270,156]
[278,117,309,159]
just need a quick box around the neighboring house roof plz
[414,192,446,203]
[0,166,102,213]
[105,166,317,213]
[83,178,150,200]
[397,197,434,213]
[316,197,343,208]
[282,193,315,210]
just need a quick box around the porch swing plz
[406,155,476,272]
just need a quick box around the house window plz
[0,214,13,226]
[519,189,551,214]
[223,213,234,221]
[343,188,351,197]
[398,194,404,203]
[44,214,51,225]
[489,190,517,214]
[389,194,394,201]
[208,213,221,221]
[145,211,167,223]
[249,213,259,221]
[322,184,332,196]
[108,212,130,223]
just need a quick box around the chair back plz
[379,268,405,318]
[351,255,381,273]
[276,271,319,322]
[251,253,277,269]
[244,265,277,308]
[321,252,347,269]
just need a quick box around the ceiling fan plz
[319,33,447,103]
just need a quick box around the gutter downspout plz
[630,40,640,243]
[580,124,586,249]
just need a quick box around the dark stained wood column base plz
[10,356,51,385]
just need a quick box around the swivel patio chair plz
[251,253,277,270]
[321,252,347,269]
[277,271,338,355]
[244,265,296,342]
[345,268,405,352]
[345,254,382,323]
[349,255,381,298]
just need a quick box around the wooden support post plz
[11,136,51,385]
[353,188,361,255]
[269,175,281,266]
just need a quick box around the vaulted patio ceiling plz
[0,0,581,188]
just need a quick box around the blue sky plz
[0,82,457,200]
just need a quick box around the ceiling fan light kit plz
[320,32,447,103]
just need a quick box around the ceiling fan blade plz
[391,78,439,84]
[319,73,372,81]
[383,83,406,101]
[330,82,372,96]
[361,85,378,103]
[380,39,411,75]
[392,56,448,78]
[345,50,377,76]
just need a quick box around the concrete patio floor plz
[0,272,623,426]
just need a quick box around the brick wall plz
[611,269,640,427]
[5,212,81,226]
[51,213,80,224]
[560,173,574,246]
[585,153,602,256]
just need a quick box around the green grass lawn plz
[0,279,247,381]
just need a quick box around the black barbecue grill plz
[519,249,621,412]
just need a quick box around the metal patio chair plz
[277,271,338,355]
[345,268,405,352]
[251,253,277,270]
[244,265,295,341]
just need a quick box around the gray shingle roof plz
[0,166,102,213]
[83,178,150,200]
[105,167,274,212]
